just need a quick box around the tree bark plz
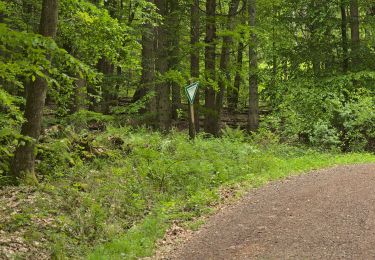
[228,36,244,113]
[11,0,59,184]
[97,57,115,114]
[350,0,360,70]
[167,0,182,121]
[248,0,259,132]
[214,0,240,135]
[133,0,155,104]
[341,1,349,73]
[133,4,157,125]
[204,0,217,135]
[72,76,87,113]
[190,0,200,132]
[155,0,171,131]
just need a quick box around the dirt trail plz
[165,164,375,259]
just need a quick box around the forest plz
[0,0,374,258]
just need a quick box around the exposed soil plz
[161,164,375,259]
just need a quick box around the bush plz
[309,120,341,151]
[266,73,375,152]
[0,89,23,179]
[63,110,113,132]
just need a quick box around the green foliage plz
[265,73,375,151]
[59,0,130,65]
[0,22,97,87]
[36,138,79,179]
[309,120,341,151]
[0,88,23,175]
[63,110,113,132]
[221,125,245,142]
[111,91,156,124]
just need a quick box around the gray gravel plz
[169,164,375,260]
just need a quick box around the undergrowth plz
[1,126,374,259]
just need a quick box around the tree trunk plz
[215,0,240,135]
[190,0,200,132]
[133,5,156,126]
[155,0,171,131]
[248,0,259,132]
[341,1,349,73]
[228,36,244,113]
[350,0,360,70]
[97,57,114,114]
[11,0,59,184]
[204,0,217,135]
[133,0,155,104]
[72,76,87,113]
[167,0,182,121]
[270,4,277,92]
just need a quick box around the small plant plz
[309,120,341,151]
[63,110,113,132]
[221,125,245,141]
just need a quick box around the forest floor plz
[155,164,375,259]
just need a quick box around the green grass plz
[1,127,374,259]
[85,129,375,259]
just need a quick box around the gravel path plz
[168,164,375,259]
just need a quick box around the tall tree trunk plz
[271,3,277,91]
[228,36,244,113]
[133,5,156,125]
[133,0,155,104]
[369,6,375,61]
[341,1,349,73]
[168,0,182,121]
[190,0,200,132]
[248,0,259,132]
[155,0,171,131]
[350,0,360,70]
[138,31,154,102]
[72,76,87,113]
[215,0,240,135]
[204,0,217,135]
[97,57,115,114]
[11,0,59,184]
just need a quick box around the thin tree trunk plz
[341,1,349,73]
[248,0,259,132]
[271,3,277,90]
[228,36,244,113]
[155,0,171,131]
[350,0,360,70]
[97,57,114,114]
[215,0,240,135]
[168,0,182,121]
[72,76,87,112]
[133,0,155,104]
[11,0,59,184]
[204,0,217,135]
[133,5,156,124]
[190,0,200,132]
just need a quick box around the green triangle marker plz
[185,82,199,104]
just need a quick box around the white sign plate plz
[185,82,199,104]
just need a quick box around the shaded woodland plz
[1,0,374,183]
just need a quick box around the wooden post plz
[189,103,196,139]
[186,80,198,139]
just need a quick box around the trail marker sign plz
[185,82,199,139]
[185,82,199,104]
